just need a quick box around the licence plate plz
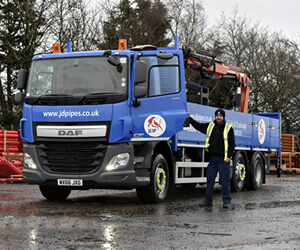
[57,179,83,186]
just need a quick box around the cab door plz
[130,51,188,142]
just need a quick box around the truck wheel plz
[136,154,169,203]
[39,186,71,201]
[231,152,246,192]
[245,152,264,190]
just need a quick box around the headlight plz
[24,153,37,169]
[106,153,130,171]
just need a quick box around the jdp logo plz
[144,115,166,137]
[258,119,266,144]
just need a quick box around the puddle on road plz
[1,197,300,218]
[0,184,300,218]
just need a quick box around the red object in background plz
[0,130,24,182]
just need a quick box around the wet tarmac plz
[0,175,300,249]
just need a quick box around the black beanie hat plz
[215,108,225,118]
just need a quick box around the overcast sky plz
[204,0,299,39]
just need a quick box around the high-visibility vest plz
[205,122,232,161]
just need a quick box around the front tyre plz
[39,186,71,201]
[136,154,169,203]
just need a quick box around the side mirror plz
[14,91,25,104]
[134,61,147,84]
[133,86,147,107]
[133,61,147,107]
[134,85,147,98]
[17,69,27,90]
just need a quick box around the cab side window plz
[140,56,180,97]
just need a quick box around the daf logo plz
[58,130,83,136]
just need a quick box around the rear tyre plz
[231,152,246,192]
[136,154,169,203]
[245,152,264,190]
[39,186,71,201]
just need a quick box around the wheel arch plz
[135,141,174,203]
[153,142,174,183]
[133,141,174,174]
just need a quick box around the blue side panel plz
[254,113,281,154]
[177,103,214,147]
[176,103,281,153]
[227,110,252,149]
[109,101,132,143]
[270,117,281,153]
[271,118,281,155]
[21,103,34,143]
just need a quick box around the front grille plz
[36,142,107,174]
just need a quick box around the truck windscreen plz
[25,56,128,105]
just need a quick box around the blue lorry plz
[15,37,281,202]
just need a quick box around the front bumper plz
[22,143,143,189]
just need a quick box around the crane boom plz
[182,47,251,113]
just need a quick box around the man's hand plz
[186,107,190,116]
[225,158,230,163]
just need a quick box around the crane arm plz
[182,47,251,113]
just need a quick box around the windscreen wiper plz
[31,94,72,105]
[76,92,116,105]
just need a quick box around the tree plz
[101,0,170,49]
[206,9,300,133]
[210,10,268,111]
[135,0,170,46]
[0,0,52,129]
[46,0,103,52]
[256,34,300,133]
[164,0,208,48]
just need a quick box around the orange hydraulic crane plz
[182,47,251,113]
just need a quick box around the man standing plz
[188,108,235,209]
